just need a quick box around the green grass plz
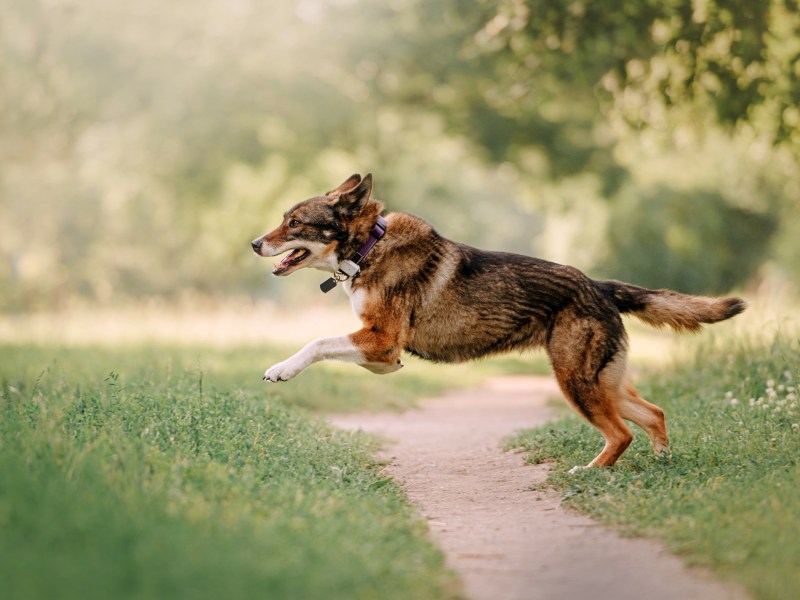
[507,334,800,600]
[0,343,465,600]
[0,344,548,414]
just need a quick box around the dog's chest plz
[343,281,368,318]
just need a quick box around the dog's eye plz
[289,219,300,228]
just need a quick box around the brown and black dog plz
[251,173,746,470]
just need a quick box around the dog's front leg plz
[263,329,403,382]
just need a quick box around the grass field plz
[0,342,474,600]
[508,333,800,600]
[3,302,796,599]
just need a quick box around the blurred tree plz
[341,0,628,194]
[601,186,777,294]
[442,0,800,152]
[1,0,798,308]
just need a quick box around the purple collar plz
[351,215,387,264]
[320,216,387,293]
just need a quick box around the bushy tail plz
[596,280,747,333]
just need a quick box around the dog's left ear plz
[334,173,372,219]
[326,173,362,196]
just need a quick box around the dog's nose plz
[251,239,262,253]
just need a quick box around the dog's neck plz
[335,201,385,263]
[320,205,386,294]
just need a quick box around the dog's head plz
[251,173,381,276]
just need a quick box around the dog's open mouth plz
[272,248,310,275]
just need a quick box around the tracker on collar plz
[320,216,388,293]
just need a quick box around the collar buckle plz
[319,215,387,293]
[337,259,360,278]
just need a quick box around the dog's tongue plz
[279,249,303,266]
[273,248,307,274]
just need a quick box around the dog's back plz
[350,212,620,363]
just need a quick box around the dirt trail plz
[330,376,747,600]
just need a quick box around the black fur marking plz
[722,297,747,320]
[564,379,594,420]
[596,279,651,313]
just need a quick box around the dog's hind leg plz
[553,375,634,470]
[615,380,669,456]
[547,311,634,470]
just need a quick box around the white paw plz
[263,358,303,383]
[567,465,587,474]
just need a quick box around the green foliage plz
[2,0,799,308]
[0,344,460,600]
[600,185,776,293]
[507,334,800,600]
[474,0,800,145]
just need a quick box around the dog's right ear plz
[326,174,362,197]
[334,173,372,220]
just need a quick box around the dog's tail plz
[596,280,747,333]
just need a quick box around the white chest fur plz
[342,281,367,319]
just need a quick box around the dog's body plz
[251,174,746,469]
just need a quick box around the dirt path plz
[329,376,747,600]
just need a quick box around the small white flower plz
[767,379,776,388]
[725,391,734,400]
[730,398,740,406]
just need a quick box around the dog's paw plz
[263,358,302,383]
[567,465,587,474]
[656,447,673,461]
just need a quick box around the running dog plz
[251,173,746,469]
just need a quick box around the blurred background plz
[2,0,799,320]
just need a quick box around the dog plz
[251,173,746,469]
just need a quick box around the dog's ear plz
[326,173,362,196]
[334,173,372,219]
